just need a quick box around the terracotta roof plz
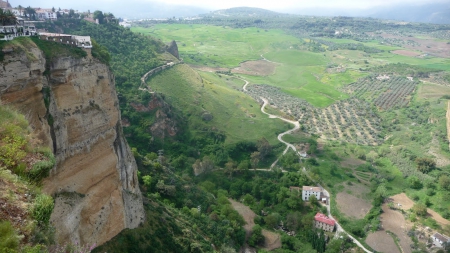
[433,233,449,243]
[302,186,322,192]
[315,213,335,226]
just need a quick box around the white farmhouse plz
[302,186,322,201]
[432,233,450,249]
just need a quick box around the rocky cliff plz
[0,39,144,246]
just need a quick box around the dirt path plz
[446,100,450,150]
[228,199,282,251]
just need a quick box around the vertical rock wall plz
[0,41,144,246]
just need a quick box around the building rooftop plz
[315,213,335,226]
[433,233,449,243]
[302,186,322,192]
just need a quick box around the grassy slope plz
[146,64,288,145]
[135,25,355,107]
[133,24,299,68]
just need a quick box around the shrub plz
[0,221,19,252]
[31,194,54,225]
[412,203,427,217]
[29,149,55,183]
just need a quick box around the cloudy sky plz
[6,0,450,18]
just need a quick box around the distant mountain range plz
[212,4,450,24]
[107,2,450,24]
[286,3,450,24]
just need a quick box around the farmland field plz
[336,183,372,219]
[136,20,450,251]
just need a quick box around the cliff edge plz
[0,38,144,246]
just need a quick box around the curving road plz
[320,185,373,253]
[259,97,300,156]
[240,72,372,252]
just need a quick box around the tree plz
[93,10,104,24]
[192,156,215,176]
[250,151,260,170]
[309,194,319,206]
[375,184,387,199]
[0,9,17,26]
[142,175,152,187]
[286,212,302,231]
[24,6,36,20]
[365,151,379,163]
[264,213,281,228]
[256,137,271,160]
[408,176,422,189]
[438,175,450,190]
[225,159,236,178]
[248,225,265,247]
[415,157,436,174]
[17,5,23,16]
[412,203,427,217]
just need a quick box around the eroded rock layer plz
[0,41,144,246]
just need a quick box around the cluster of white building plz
[38,32,93,49]
[0,18,37,40]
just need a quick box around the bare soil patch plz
[336,192,371,219]
[231,60,276,76]
[228,198,255,237]
[190,64,229,73]
[391,50,421,57]
[262,230,282,251]
[390,193,450,227]
[228,198,282,251]
[428,209,450,227]
[380,204,413,253]
[389,193,415,210]
[340,156,365,168]
[336,183,372,219]
[366,231,400,253]
[369,32,450,58]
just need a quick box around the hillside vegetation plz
[33,10,450,253]
[0,105,56,252]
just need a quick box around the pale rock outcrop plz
[0,40,144,246]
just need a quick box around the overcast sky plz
[6,0,450,19]
[8,0,448,10]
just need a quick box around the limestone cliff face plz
[0,41,144,246]
[166,40,179,60]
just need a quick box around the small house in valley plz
[431,233,450,249]
[302,186,322,201]
[314,213,335,232]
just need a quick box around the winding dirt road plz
[241,74,373,253]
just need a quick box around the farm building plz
[431,233,450,249]
[314,213,335,232]
[302,186,322,201]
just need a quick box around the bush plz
[248,225,264,247]
[0,221,19,252]
[31,194,54,225]
[29,149,55,183]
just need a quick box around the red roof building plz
[314,213,335,232]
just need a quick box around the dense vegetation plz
[11,7,450,253]
[0,105,56,252]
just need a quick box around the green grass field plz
[136,22,450,228]
[133,24,300,67]
[146,64,288,145]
